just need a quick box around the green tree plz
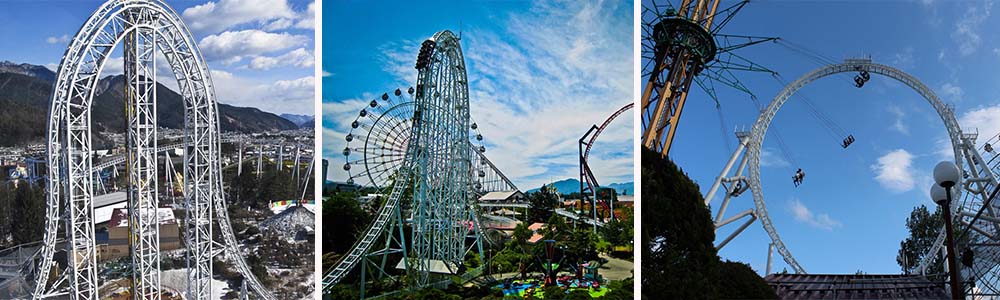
[642,147,775,299]
[717,260,777,299]
[0,183,11,248]
[897,204,944,274]
[565,228,598,264]
[642,147,720,299]
[11,183,44,245]
[323,191,370,255]
[528,185,558,223]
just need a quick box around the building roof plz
[479,190,523,202]
[94,192,127,208]
[109,207,177,228]
[765,273,949,299]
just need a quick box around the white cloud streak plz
[871,149,916,193]
[788,199,841,231]
[323,1,633,188]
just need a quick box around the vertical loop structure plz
[705,58,1000,294]
[37,1,274,299]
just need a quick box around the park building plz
[97,206,181,261]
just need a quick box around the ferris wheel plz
[340,89,500,195]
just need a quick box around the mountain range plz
[280,113,315,129]
[0,61,299,146]
[526,178,634,196]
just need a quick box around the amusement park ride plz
[644,0,1000,297]
[324,30,517,298]
[325,27,631,297]
[7,0,314,299]
[640,0,777,157]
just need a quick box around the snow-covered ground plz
[261,204,315,234]
[160,269,231,299]
[270,202,315,214]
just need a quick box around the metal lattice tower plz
[324,30,516,297]
[124,11,161,298]
[641,0,777,156]
[33,1,274,299]
[409,30,478,286]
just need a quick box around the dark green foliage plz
[565,289,591,300]
[542,286,565,299]
[0,73,48,146]
[325,284,360,300]
[528,185,559,223]
[600,214,633,249]
[564,228,599,264]
[641,147,774,299]
[642,147,719,298]
[717,260,778,299]
[10,183,44,245]
[897,205,945,275]
[600,279,634,299]
[226,161,299,210]
[0,183,11,248]
[322,191,370,255]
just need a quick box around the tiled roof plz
[765,273,949,299]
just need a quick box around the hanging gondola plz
[793,168,805,187]
[841,134,855,148]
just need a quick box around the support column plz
[125,20,161,300]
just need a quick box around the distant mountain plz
[0,61,55,82]
[0,62,298,146]
[299,117,314,129]
[280,113,314,127]
[525,178,634,196]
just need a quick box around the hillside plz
[526,178,634,195]
[0,62,298,146]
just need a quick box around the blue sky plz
[662,0,1000,275]
[323,1,634,190]
[0,0,315,115]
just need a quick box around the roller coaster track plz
[322,141,516,292]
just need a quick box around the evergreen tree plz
[0,183,11,247]
[11,183,44,245]
[528,185,558,223]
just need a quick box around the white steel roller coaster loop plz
[37,1,274,299]
[704,57,992,276]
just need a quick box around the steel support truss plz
[580,103,634,231]
[35,1,274,299]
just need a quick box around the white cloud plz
[871,149,916,193]
[322,70,333,77]
[760,148,790,168]
[959,105,1000,147]
[324,1,633,188]
[788,199,841,231]
[182,0,296,34]
[198,29,309,62]
[46,34,70,44]
[248,48,313,70]
[891,47,915,69]
[888,104,909,135]
[952,2,992,56]
[211,70,314,115]
[295,2,315,29]
[940,82,963,102]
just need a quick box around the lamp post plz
[933,161,963,299]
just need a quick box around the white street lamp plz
[933,161,963,299]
